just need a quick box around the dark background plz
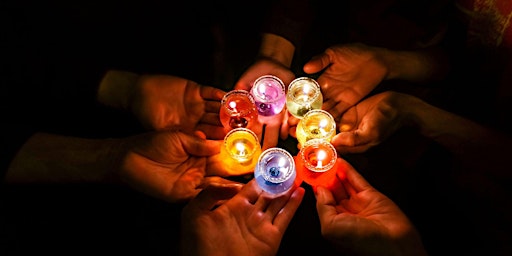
[0,1,501,255]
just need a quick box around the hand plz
[303,43,389,122]
[120,130,237,203]
[235,58,296,147]
[131,74,227,139]
[314,157,427,256]
[330,91,412,154]
[180,179,305,256]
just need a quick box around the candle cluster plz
[220,75,342,194]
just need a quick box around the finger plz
[315,186,339,224]
[196,124,226,140]
[204,101,221,114]
[272,187,305,231]
[237,179,264,204]
[200,85,226,101]
[179,133,222,156]
[280,110,290,140]
[262,123,280,150]
[338,106,358,132]
[303,53,331,74]
[187,183,241,212]
[337,157,373,194]
[199,176,244,190]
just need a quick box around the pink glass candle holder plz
[296,109,336,147]
[220,90,258,131]
[285,77,323,119]
[250,75,286,116]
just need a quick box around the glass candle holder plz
[220,90,258,131]
[296,139,338,187]
[223,128,261,165]
[250,75,286,116]
[255,147,296,196]
[285,77,323,119]
[296,109,336,147]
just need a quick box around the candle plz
[286,77,323,119]
[254,147,296,196]
[223,128,261,164]
[250,75,286,116]
[220,90,258,131]
[296,139,337,187]
[296,109,336,147]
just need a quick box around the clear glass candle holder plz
[250,75,286,116]
[296,109,336,147]
[255,147,296,196]
[220,90,258,131]
[285,77,323,119]
[297,139,337,187]
[223,128,261,164]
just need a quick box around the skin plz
[180,179,305,256]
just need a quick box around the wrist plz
[97,70,140,110]
[258,33,295,68]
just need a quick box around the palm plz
[307,44,387,121]
[132,75,225,139]
[121,131,220,203]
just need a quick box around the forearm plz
[381,47,450,84]
[405,95,512,177]
[258,33,296,68]
[97,69,140,110]
[5,133,124,184]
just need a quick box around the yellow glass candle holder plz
[296,109,336,147]
[221,128,262,174]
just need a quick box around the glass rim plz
[287,77,321,103]
[221,89,257,116]
[299,139,337,172]
[257,147,295,183]
[251,75,286,104]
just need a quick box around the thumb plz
[179,132,222,157]
[303,53,330,74]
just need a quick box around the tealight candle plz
[286,77,323,119]
[250,75,286,116]
[254,147,296,196]
[296,139,337,187]
[220,90,258,131]
[223,128,261,164]
[296,109,336,147]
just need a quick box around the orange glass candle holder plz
[296,139,338,188]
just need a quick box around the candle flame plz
[316,149,326,168]
[236,142,246,156]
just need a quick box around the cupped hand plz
[119,130,236,203]
[131,74,227,139]
[331,91,411,154]
[234,58,296,146]
[314,157,427,256]
[180,179,305,256]
[303,43,389,122]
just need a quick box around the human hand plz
[331,91,414,154]
[180,179,305,256]
[130,74,227,139]
[234,58,296,147]
[119,130,237,203]
[314,157,427,256]
[303,43,389,122]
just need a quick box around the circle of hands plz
[118,42,426,255]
